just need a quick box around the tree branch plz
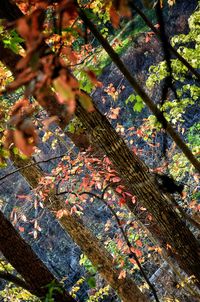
[57,187,160,302]
[0,271,32,292]
[0,153,67,183]
[129,2,200,81]
[75,3,200,173]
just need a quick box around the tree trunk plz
[0,23,164,247]
[75,101,200,286]
[9,153,148,302]
[0,210,76,302]
[76,3,200,173]
[0,27,165,250]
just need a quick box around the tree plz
[0,210,76,302]
[8,151,149,302]
[0,0,199,298]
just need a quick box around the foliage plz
[146,5,200,122]
[0,25,24,54]
[0,1,199,301]
[0,260,39,302]
[125,94,145,112]
[70,277,85,299]
[79,255,111,301]
[86,285,110,302]
[44,280,64,302]
[145,4,200,178]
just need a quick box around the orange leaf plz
[112,176,121,183]
[108,107,120,119]
[18,226,25,233]
[118,270,126,279]
[110,6,120,28]
[16,18,30,40]
[85,69,103,88]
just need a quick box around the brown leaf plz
[16,17,30,40]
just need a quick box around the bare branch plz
[57,188,160,302]
[0,153,67,183]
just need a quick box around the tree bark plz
[0,210,76,302]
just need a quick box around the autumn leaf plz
[56,209,69,219]
[4,99,37,156]
[112,176,121,183]
[108,107,120,119]
[70,205,77,214]
[115,186,123,194]
[53,76,76,115]
[79,91,95,112]
[18,226,25,233]
[85,69,103,88]
[110,5,120,28]
[16,17,30,41]
[118,270,126,279]
[119,197,126,206]
[136,240,143,247]
[132,196,137,204]
[130,247,142,257]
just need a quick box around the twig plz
[129,2,200,81]
[0,153,67,182]
[57,186,160,302]
[0,271,31,292]
[75,2,200,173]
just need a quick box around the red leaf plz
[18,226,25,233]
[112,176,121,183]
[130,247,142,257]
[119,198,126,206]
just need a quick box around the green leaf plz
[125,94,135,104]
[87,277,96,288]
[133,98,144,112]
